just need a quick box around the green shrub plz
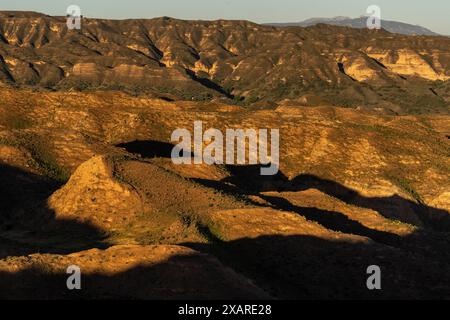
[0,115,33,130]
[386,174,423,204]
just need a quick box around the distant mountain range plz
[267,16,441,36]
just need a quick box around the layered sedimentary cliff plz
[0,12,449,113]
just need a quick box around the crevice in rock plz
[337,62,357,82]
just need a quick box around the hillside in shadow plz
[288,174,450,231]
[214,164,450,233]
[1,150,449,299]
[116,140,180,159]
[115,139,450,234]
[185,234,450,300]
[0,248,271,300]
[192,164,449,260]
[0,163,108,259]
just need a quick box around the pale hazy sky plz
[1,0,449,34]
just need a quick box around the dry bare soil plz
[0,12,449,300]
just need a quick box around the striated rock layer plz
[0,12,448,113]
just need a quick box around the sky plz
[1,0,449,35]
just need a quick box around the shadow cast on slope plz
[184,234,450,300]
[1,233,449,300]
[288,174,450,232]
[189,164,450,254]
[116,140,195,159]
[0,159,449,299]
[112,139,450,235]
[113,139,449,236]
[259,193,401,246]
[0,164,108,259]
[0,252,269,300]
[185,69,234,99]
[214,164,450,233]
